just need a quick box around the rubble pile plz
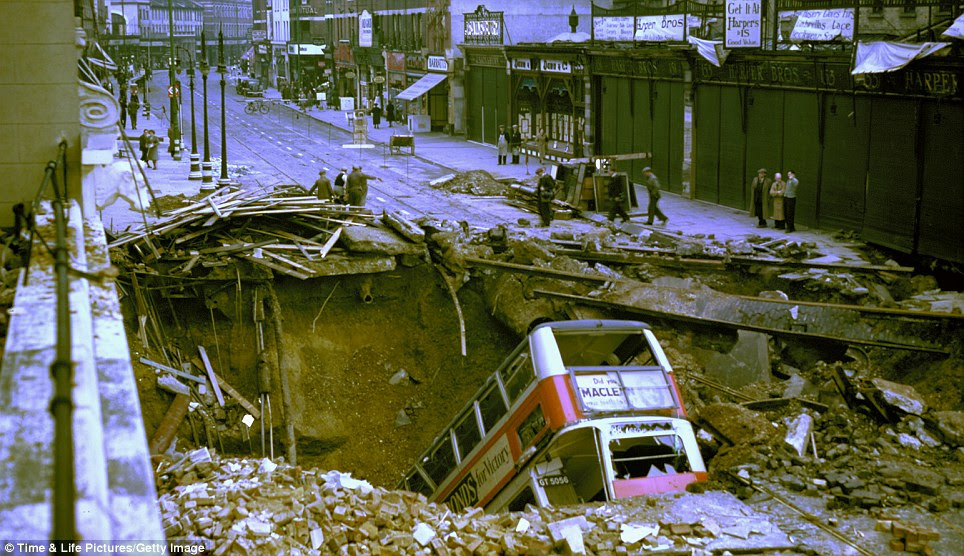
[108,186,377,280]
[156,449,785,555]
[427,171,508,196]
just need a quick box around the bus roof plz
[531,320,651,334]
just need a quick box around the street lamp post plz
[182,47,201,180]
[167,0,181,160]
[200,32,214,189]
[217,27,231,187]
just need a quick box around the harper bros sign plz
[464,5,504,45]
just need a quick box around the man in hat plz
[750,168,772,228]
[346,165,381,207]
[308,168,334,201]
[333,167,349,203]
[535,167,556,227]
[643,167,667,225]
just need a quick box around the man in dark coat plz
[535,167,556,227]
[607,171,630,224]
[345,165,381,207]
[128,89,140,130]
[371,103,382,129]
[333,167,349,202]
[643,167,667,225]
[386,102,395,127]
[508,124,522,164]
[137,129,149,164]
[750,168,772,228]
[308,168,334,200]
[119,89,128,130]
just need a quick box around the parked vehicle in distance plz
[236,77,263,97]
[399,320,707,513]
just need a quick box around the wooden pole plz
[265,283,297,465]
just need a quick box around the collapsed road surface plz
[96,87,964,555]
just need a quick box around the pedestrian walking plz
[509,125,522,164]
[535,128,548,164]
[497,125,509,165]
[386,102,395,128]
[145,129,159,169]
[346,165,381,207]
[137,129,149,164]
[784,170,799,233]
[128,89,140,130]
[535,167,556,227]
[750,168,772,228]
[308,168,334,201]
[371,103,383,129]
[119,92,128,131]
[605,166,630,224]
[642,167,668,225]
[769,172,786,229]
[333,167,349,203]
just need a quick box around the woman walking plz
[145,129,160,169]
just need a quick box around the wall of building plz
[0,0,82,227]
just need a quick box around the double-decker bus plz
[399,320,707,512]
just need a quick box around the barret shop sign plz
[464,5,504,45]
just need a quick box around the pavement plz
[100,86,868,263]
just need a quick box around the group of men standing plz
[496,125,523,165]
[750,168,799,232]
[308,166,381,207]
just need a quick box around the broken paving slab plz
[698,403,775,445]
[302,254,397,277]
[870,378,927,417]
[339,225,429,257]
[704,330,771,389]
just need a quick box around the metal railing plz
[25,140,77,544]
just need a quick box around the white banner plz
[593,16,634,41]
[788,9,854,42]
[359,10,373,47]
[634,14,686,42]
[725,0,762,48]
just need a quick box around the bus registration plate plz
[537,474,571,487]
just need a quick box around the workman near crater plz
[346,165,381,207]
[535,167,556,227]
[308,168,334,201]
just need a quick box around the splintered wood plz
[108,187,377,279]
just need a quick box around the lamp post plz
[181,46,201,180]
[200,32,214,189]
[167,0,181,160]
[217,27,231,187]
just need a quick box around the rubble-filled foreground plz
[157,449,796,555]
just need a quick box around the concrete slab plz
[339,225,429,257]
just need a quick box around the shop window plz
[516,78,540,137]
[546,81,573,144]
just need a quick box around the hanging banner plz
[788,9,854,42]
[725,0,762,48]
[634,14,686,42]
[359,10,373,47]
[593,16,634,41]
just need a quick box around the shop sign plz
[252,29,267,41]
[725,0,762,48]
[593,16,634,41]
[359,10,373,47]
[463,5,504,45]
[634,14,686,42]
[511,58,531,71]
[387,52,405,72]
[373,75,386,84]
[787,9,854,42]
[287,44,325,56]
[592,56,686,79]
[345,71,356,79]
[540,59,571,74]
[466,52,505,68]
[335,43,353,66]
[257,44,268,54]
[406,54,426,72]
[427,55,448,72]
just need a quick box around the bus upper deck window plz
[500,353,535,403]
[423,436,456,487]
[405,471,433,497]
[478,383,508,434]
[454,408,482,461]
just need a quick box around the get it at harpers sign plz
[464,5,504,45]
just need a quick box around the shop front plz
[461,47,508,145]
[334,42,355,110]
[393,53,450,132]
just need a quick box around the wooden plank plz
[139,357,206,383]
[263,249,316,273]
[180,251,202,274]
[197,346,225,407]
[238,253,312,280]
[207,197,225,218]
[319,227,342,259]
[213,372,261,418]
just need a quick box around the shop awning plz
[395,73,447,101]
[241,47,254,61]
[851,41,950,74]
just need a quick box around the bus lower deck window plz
[610,435,690,479]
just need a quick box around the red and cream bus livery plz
[400,320,707,512]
